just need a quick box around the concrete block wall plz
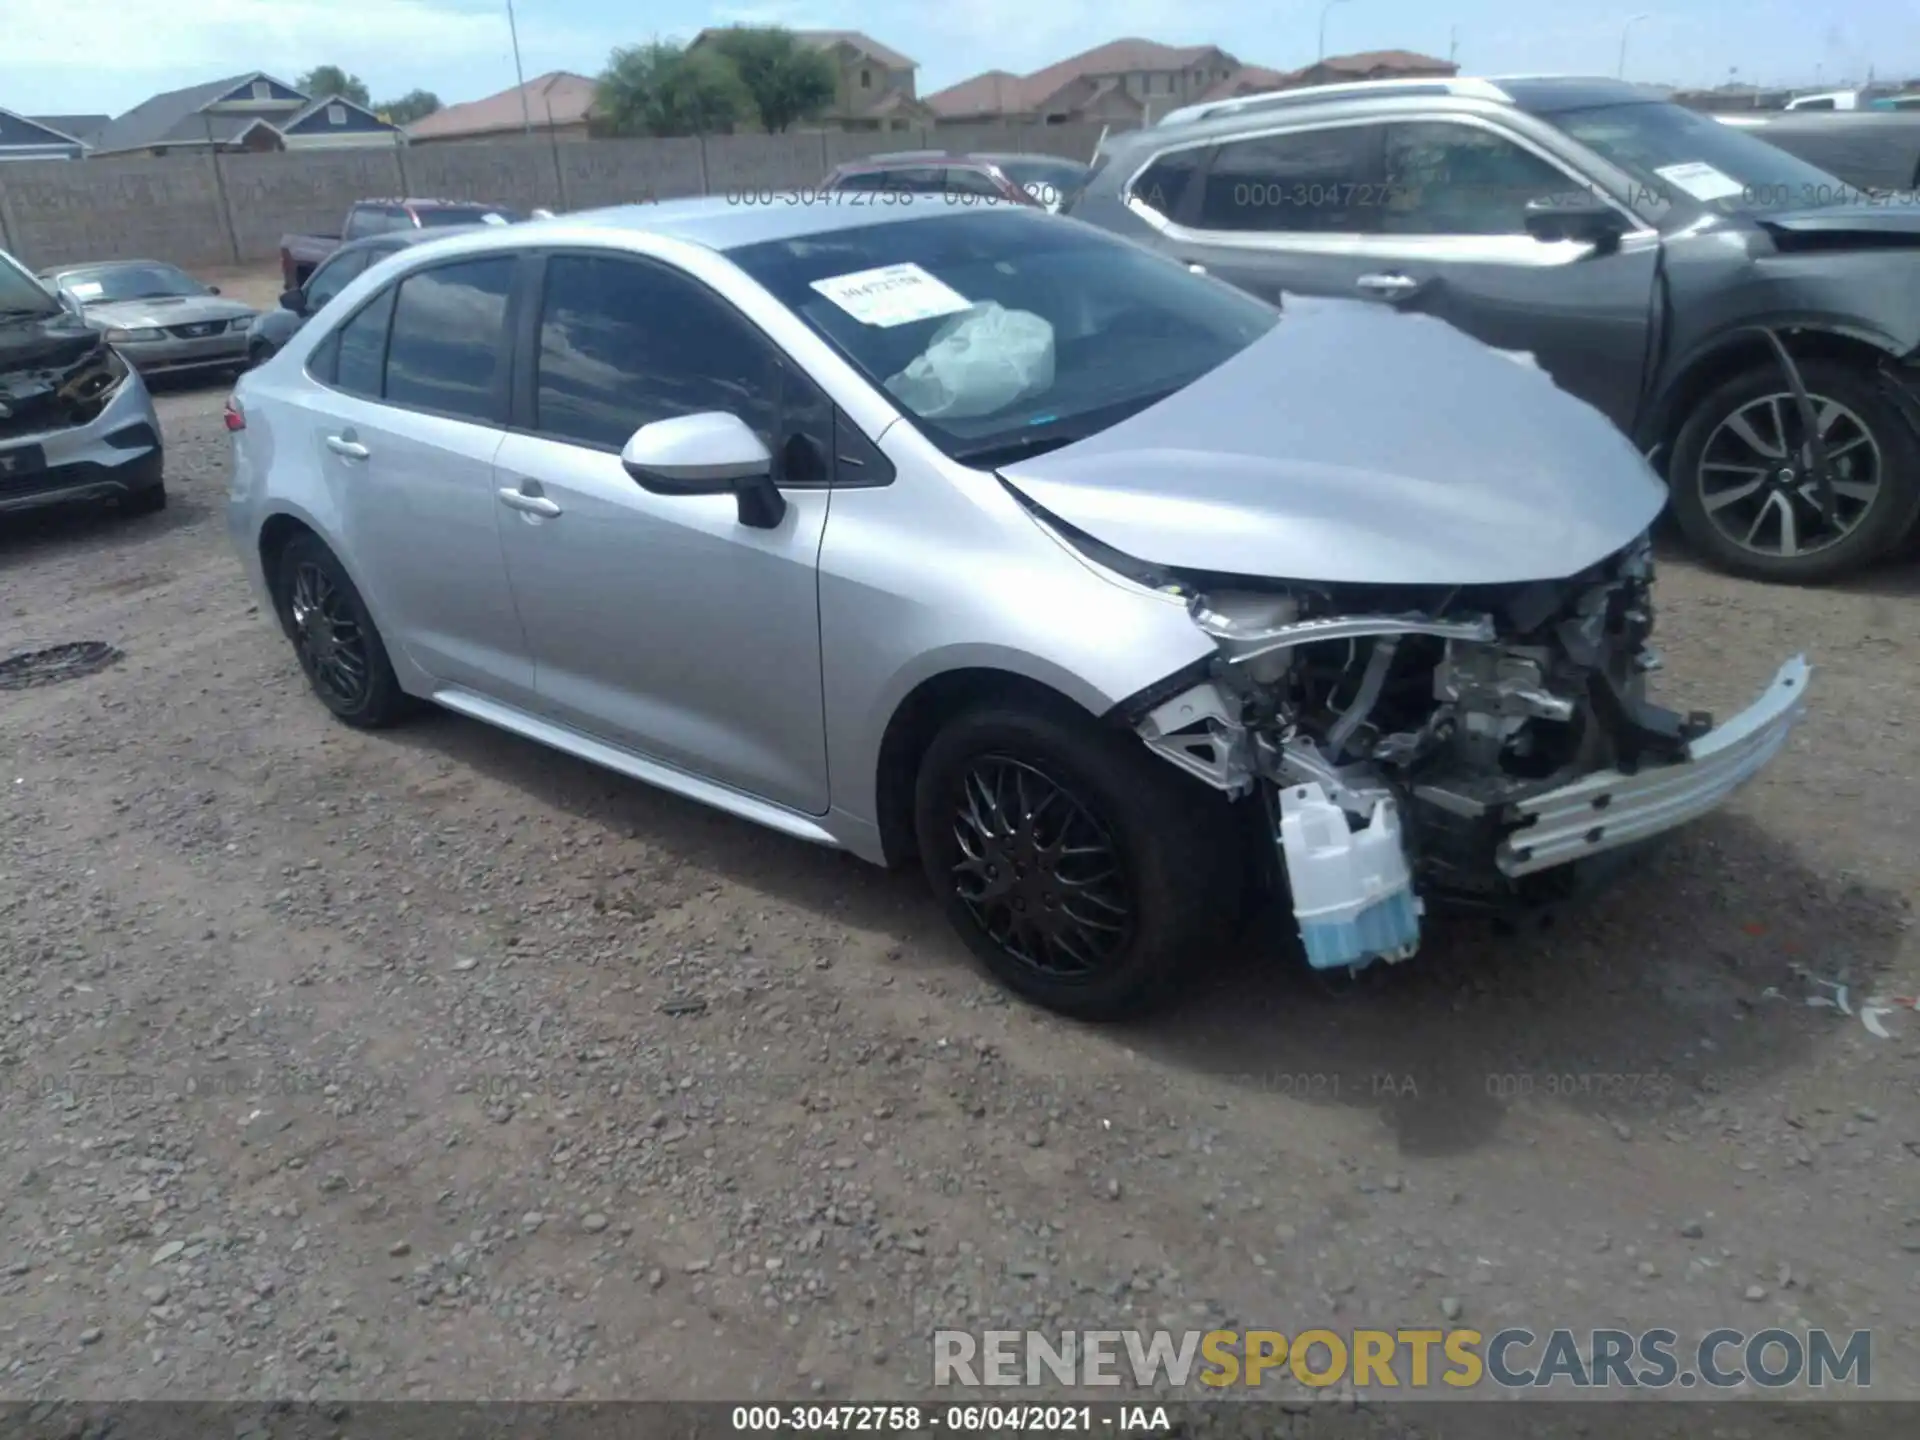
[0,122,1124,273]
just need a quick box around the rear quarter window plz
[1129,148,1204,221]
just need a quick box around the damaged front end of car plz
[1114,532,1810,973]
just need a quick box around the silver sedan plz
[41,259,257,378]
[223,200,1808,1019]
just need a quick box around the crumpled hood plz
[998,297,1666,586]
[84,296,256,330]
[0,308,104,375]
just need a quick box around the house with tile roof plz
[405,73,598,145]
[85,73,401,157]
[926,40,1247,126]
[688,29,938,130]
[1286,50,1457,87]
[926,42,1457,127]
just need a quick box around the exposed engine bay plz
[1091,527,1810,973]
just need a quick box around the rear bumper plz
[1496,655,1809,877]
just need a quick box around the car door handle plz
[1355,272,1422,299]
[498,487,561,518]
[325,434,369,460]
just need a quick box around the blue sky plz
[2,0,1908,119]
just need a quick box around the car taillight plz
[224,397,245,432]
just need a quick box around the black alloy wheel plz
[913,699,1242,1020]
[949,754,1134,980]
[273,534,413,728]
[289,559,371,710]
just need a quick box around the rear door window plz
[1129,148,1205,222]
[1195,125,1386,232]
[312,284,396,396]
[382,258,517,422]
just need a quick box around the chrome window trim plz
[1121,109,1659,266]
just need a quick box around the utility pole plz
[506,0,534,134]
[1318,0,1351,64]
[1617,14,1650,80]
[1448,25,1458,66]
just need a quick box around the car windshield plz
[995,158,1092,204]
[56,262,207,304]
[1555,100,1858,213]
[726,206,1279,465]
[418,206,520,228]
[0,252,61,318]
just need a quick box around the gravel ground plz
[1,374,1917,1412]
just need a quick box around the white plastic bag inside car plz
[884,301,1055,420]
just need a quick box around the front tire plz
[1668,359,1920,584]
[273,534,413,728]
[913,699,1242,1020]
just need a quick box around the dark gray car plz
[248,226,484,366]
[1068,76,1920,584]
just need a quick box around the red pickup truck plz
[279,198,525,289]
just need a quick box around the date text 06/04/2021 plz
[728,1405,1172,1433]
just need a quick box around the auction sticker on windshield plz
[67,281,104,299]
[1654,161,1745,202]
[811,263,973,328]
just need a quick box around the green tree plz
[594,41,748,137]
[296,66,371,107]
[379,89,443,125]
[700,26,838,132]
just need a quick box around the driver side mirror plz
[208,284,222,295]
[279,288,307,315]
[620,412,787,530]
[1523,192,1629,252]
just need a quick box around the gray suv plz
[1,247,166,519]
[1067,76,1920,585]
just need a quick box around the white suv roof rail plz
[1155,75,1515,129]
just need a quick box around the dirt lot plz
[2,353,1918,1412]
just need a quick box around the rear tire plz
[1668,359,1920,584]
[913,698,1242,1020]
[273,534,414,729]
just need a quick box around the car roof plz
[1137,74,1660,141]
[390,194,1023,257]
[972,152,1089,167]
[353,197,513,209]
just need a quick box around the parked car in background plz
[249,225,483,366]
[224,198,1806,1019]
[39,259,256,381]
[279,198,523,290]
[1068,75,1920,584]
[2,248,166,518]
[1785,89,1866,112]
[819,152,1092,211]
